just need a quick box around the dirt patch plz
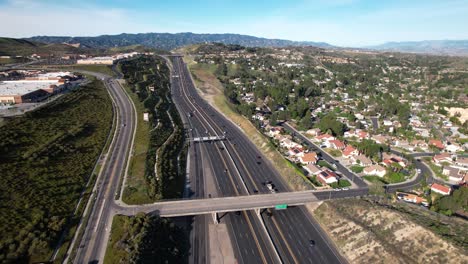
[446,107,468,123]
[313,199,467,264]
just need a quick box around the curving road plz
[70,69,137,264]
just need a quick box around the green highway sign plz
[275,204,288,210]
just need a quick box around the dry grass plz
[313,199,467,264]
[120,81,153,204]
[184,56,311,191]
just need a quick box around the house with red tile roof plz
[342,145,359,159]
[430,183,451,195]
[396,192,429,206]
[299,152,318,165]
[429,139,445,150]
[329,139,346,150]
[357,130,369,140]
[317,169,338,184]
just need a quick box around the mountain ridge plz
[366,39,468,56]
[27,32,334,50]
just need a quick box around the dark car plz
[309,240,316,246]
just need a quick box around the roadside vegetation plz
[0,78,113,263]
[314,198,467,263]
[104,214,189,264]
[120,56,186,204]
[184,53,312,191]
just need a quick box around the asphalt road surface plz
[168,56,347,264]
[71,70,136,264]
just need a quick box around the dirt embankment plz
[313,198,467,264]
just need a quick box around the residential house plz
[396,192,429,206]
[382,156,406,168]
[288,146,305,158]
[383,120,393,126]
[443,166,468,183]
[429,139,445,150]
[456,157,468,168]
[299,152,318,165]
[317,170,339,185]
[430,183,452,196]
[432,153,453,166]
[316,133,335,142]
[342,145,359,159]
[363,165,387,177]
[410,139,428,151]
[357,130,369,141]
[372,135,390,144]
[304,163,322,175]
[280,138,299,149]
[352,155,373,166]
[344,130,356,138]
[305,128,321,136]
[329,139,346,150]
[445,143,461,153]
[267,126,283,137]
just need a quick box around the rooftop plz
[0,81,59,96]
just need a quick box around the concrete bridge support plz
[255,208,261,216]
[212,212,219,224]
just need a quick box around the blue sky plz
[0,0,467,46]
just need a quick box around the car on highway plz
[309,240,316,247]
[266,182,276,193]
[342,187,349,191]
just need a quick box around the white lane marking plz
[94,199,106,232]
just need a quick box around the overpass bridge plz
[114,188,368,223]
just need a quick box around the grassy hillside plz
[0,37,85,56]
[0,79,113,263]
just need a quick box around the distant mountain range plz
[0,37,85,56]
[366,40,468,56]
[27,32,334,50]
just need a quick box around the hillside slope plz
[367,40,468,56]
[0,37,82,56]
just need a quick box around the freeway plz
[167,56,347,264]
[168,56,280,264]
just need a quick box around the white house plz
[317,170,338,184]
[363,165,386,177]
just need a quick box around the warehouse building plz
[0,72,71,104]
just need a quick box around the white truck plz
[266,183,276,193]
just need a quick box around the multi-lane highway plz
[69,70,137,264]
[168,55,347,264]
